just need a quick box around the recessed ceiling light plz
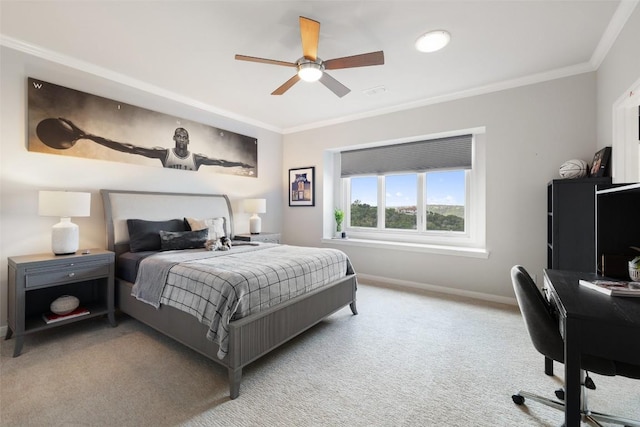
[415,30,451,53]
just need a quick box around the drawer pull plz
[68,272,75,277]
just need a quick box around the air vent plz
[363,86,387,96]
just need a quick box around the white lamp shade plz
[39,191,91,217]
[39,191,91,255]
[243,198,266,214]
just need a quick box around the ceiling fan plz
[235,16,384,98]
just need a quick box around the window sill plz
[321,237,489,259]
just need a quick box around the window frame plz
[329,129,486,256]
[343,170,471,243]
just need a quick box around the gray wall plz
[1,4,638,333]
[282,73,598,300]
[0,46,283,329]
[597,4,640,149]
[280,4,640,302]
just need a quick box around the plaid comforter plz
[132,244,355,359]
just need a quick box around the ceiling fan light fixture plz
[298,62,323,82]
[236,17,383,96]
[415,30,451,53]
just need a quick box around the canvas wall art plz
[28,78,257,177]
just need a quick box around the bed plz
[100,189,357,399]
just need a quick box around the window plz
[426,170,465,232]
[335,131,486,254]
[346,171,467,233]
[350,176,377,227]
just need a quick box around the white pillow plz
[185,217,226,240]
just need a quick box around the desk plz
[543,269,640,427]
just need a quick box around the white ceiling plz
[0,1,636,133]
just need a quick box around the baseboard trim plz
[357,273,517,306]
[0,279,515,338]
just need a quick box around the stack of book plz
[578,279,640,297]
[42,307,90,324]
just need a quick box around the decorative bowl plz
[50,295,79,315]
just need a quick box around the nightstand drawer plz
[234,232,281,244]
[25,263,110,288]
[253,236,279,243]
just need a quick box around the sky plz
[351,170,465,207]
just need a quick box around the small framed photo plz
[590,147,611,177]
[289,167,315,206]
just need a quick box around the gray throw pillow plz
[127,219,186,252]
[159,229,208,251]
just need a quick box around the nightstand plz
[5,249,116,356]
[234,232,281,244]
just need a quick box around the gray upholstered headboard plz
[101,189,234,257]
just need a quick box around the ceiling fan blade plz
[235,54,296,68]
[271,74,301,95]
[324,51,385,70]
[319,72,351,98]
[300,16,320,61]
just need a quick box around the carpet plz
[1,283,638,426]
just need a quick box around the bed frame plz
[100,189,357,399]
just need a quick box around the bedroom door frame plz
[612,76,640,183]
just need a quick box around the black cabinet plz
[547,178,611,272]
[595,183,640,278]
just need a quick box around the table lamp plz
[39,191,91,255]
[243,198,266,234]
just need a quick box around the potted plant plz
[334,208,345,238]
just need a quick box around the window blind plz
[341,134,472,177]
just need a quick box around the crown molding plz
[283,62,596,134]
[590,0,639,69]
[0,35,283,134]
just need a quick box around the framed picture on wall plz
[590,146,611,177]
[289,167,315,206]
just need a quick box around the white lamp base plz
[249,214,262,234]
[51,217,79,255]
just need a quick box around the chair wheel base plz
[512,394,525,405]
[555,388,565,400]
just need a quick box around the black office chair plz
[510,265,640,427]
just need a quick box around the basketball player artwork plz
[28,78,258,177]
